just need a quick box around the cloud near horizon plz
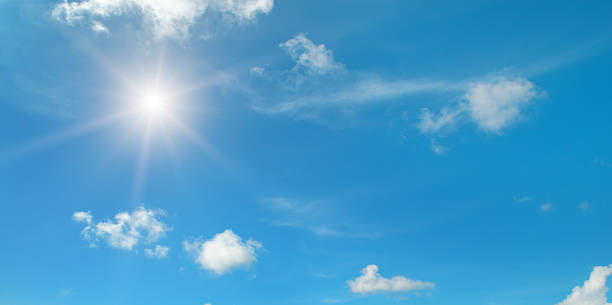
[347,264,434,295]
[52,0,274,39]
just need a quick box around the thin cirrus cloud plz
[556,265,612,305]
[183,229,263,275]
[72,206,170,252]
[347,264,434,295]
[259,197,377,238]
[51,0,274,39]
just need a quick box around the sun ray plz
[0,110,133,159]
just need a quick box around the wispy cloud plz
[513,196,532,203]
[251,34,545,154]
[259,197,377,238]
[417,77,544,136]
[540,202,553,213]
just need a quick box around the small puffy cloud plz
[51,0,274,39]
[72,211,92,224]
[347,264,434,295]
[541,202,553,212]
[279,33,345,75]
[465,77,542,133]
[145,245,170,259]
[73,206,170,251]
[183,229,262,275]
[556,265,612,305]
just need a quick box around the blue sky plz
[1,1,612,305]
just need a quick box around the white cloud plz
[183,230,262,275]
[347,264,434,295]
[279,33,345,75]
[73,206,170,251]
[91,21,109,34]
[145,245,170,259]
[556,265,612,305]
[464,77,542,133]
[541,202,553,212]
[51,0,274,39]
[417,77,543,141]
[72,211,92,224]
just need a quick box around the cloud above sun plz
[52,0,274,39]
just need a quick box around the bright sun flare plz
[140,91,169,119]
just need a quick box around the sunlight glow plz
[139,90,169,119]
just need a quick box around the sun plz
[139,90,169,119]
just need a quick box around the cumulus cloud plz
[465,77,542,133]
[51,0,274,39]
[72,206,170,251]
[183,230,262,275]
[541,202,553,212]
[145,245,170,259]
[556,265,612,305]
[279,33,345,75]
[347,264,434,295]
